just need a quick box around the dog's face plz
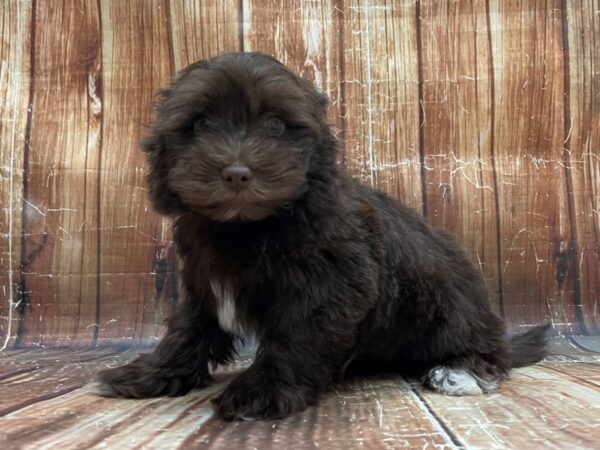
[143,52,332,222]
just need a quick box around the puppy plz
[96,52,549,420]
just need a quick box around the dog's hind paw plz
[423,366,498,396]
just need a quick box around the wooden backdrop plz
[0,0,598,348]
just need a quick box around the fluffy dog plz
[96,52,549,420]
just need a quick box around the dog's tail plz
[508,323,552,368]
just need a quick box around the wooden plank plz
[1,0,598,353]
[488,0,578,332]
[169,0,240,69]
[97,0,175,344]
[0,387,166,449]
[242,0,344,156]
[364,0,423,211]
[0,385,219,450]
[0,350,599,449]
[342,0,424,214]
[339,0,372,183]
[0,350,454,448]
[0,350,134,416]
[540,361,600,388]
[418,0,502,313]
[16,0,102,347]
[0,349,29,359]
[421,366,600,449]
[0,352,237,448]
[0,348,75,377]
[0,347,127,377]
[563,0,600,334]
[0,0,32,349]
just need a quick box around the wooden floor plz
[0,339,599,449]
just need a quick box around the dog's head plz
[143,52,335,222]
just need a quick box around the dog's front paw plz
[95,355,207,398]
[211,374,311,420]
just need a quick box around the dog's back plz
[340,178,549,390]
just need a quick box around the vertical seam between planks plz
[1,0,22,351]
[415,0,428,218]
[560,0,587,335]
[364,0,375,187]
[92,0,104,348]
[78,5,89,341]
[485,0,505,318]
[14,0,37,349]
[1,0,15,350]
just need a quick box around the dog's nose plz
[221,164,253,191]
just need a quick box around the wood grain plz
[421,366,600,449]
[169,0,241,70]
[0,349,132,415]
[541,361,600,388]
[342,0,424,210]
[180,377,457,449]
[563,0,600,334]
[363,0,423,211]
[242,0,345,150]
[0,0,32,349]
[339,0,373,184]
[16,0,102,347]
[1,376,457,449]
[1,1,600,345]
[0,343,598,449]
[488,0,578,332]
[97,0,175,345]
[418,0,503,313]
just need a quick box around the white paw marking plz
[424,366,498,396]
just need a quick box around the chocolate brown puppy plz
[96,52,549,420]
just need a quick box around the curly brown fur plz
[96,52,550,420]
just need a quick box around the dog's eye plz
[264,116,285,136]
[194,115,210,134]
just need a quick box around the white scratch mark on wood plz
[470,415,508,448]
[23,199,46,216]
[532,241,545,278]
[476,251,484,273]
[563,115,573,144]
[375,398,383,428]
[503,228,531,273]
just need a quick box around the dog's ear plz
[141,132,187,216]
[139,63,212,216]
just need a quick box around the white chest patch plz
[210,279,245,337]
